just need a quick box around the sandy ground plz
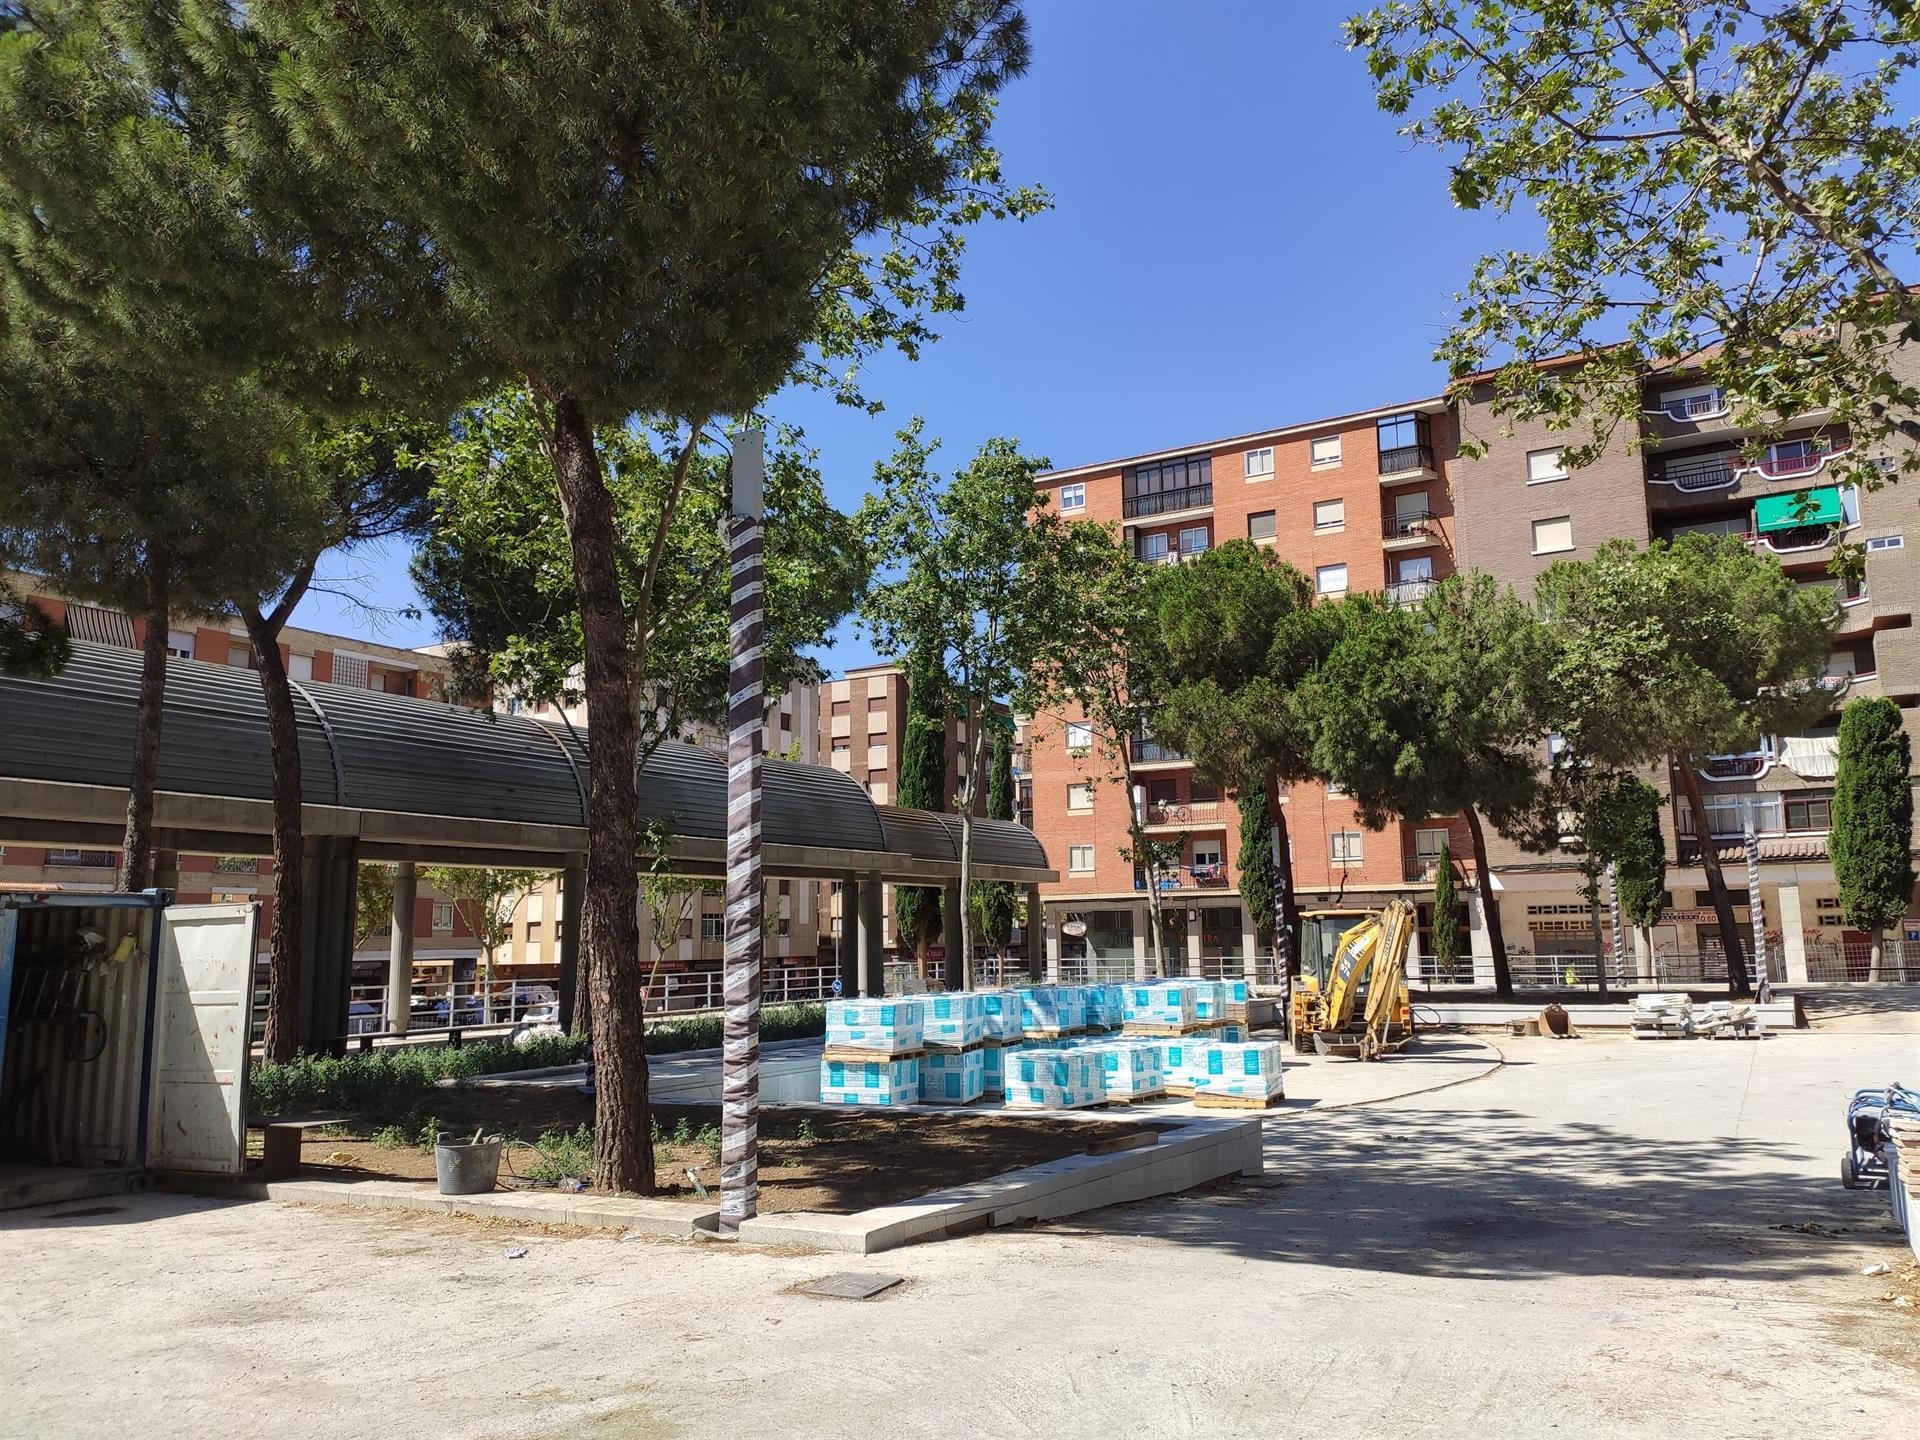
[3,1028,1916,1440]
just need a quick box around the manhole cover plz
[48,1205,124,1219]
[800,1272,904,1301]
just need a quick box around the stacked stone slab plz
[1190,1040,1286,1109]
[920,1046,987,1104]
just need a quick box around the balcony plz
[1738,443,1851,482]
[1650,454,1739,494]
[1404,855,1474,884]
[1386,578,1437,607]
[1377,443,1436,484]
[1130,737,1190,767]
[1136,865,1229,892]
[1698,748,1775,782]
[1644,388,1731,423]
[1143,799,1227,830]
[1122,483,1213,520]
[1382,511,1443,550]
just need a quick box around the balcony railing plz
[1739,444,1850,482]
[1130,737,1189,764]
[1145,799,1225,826]
[1377,443,1435,478]
[1699,750,1775,782]
[1135,865,1229,891]
[1383,510,1438,540]
[1653,454,1739,492]
[1123,483,1213,519]
[1385,579,1436,607]
[1645,388,1730,422]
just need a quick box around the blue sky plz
[293,1,1516,670]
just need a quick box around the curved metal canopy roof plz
[0,644,1054,883]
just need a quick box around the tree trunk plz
[1868,924,1886,982]
[1674,754,1752,998]
[1462,805,1514,998]
[249,616,308,1063]
[118,564,171,892]
[548,392,653,1195]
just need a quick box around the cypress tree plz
[1831,697,1915,980]
[972,725,1020,961]
[895,648,949,978]
[1237,784,1278,958]
[1432,837,1460,977]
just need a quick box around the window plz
[1059,482,1086,511]
[432,902,454,932]
[1064,721,1092,753]
[1068,844,1096,873]
[1178,525,1210,555]
[831,699,850,717]
[1244,447,1274,479]
[1769,438,1815,465]
[831,737,850,752]
[288,653,313,682]
[1656,383,1728,419]
[1414,827,1450,861]
[47,849,114,868]
[1531,516,1574,554]
[227,640,256,669]
[166,629,195,659]
[701,915,724,944]
[1375,412,1432,473]
[1191,841,1224,869]
[1067,782,1094,812]
[1330,831,1364,862]
[1121,452,1212,518]
[1313,498,1345,532]
[1526,448,1568,483]
[1785,790,1834,832]
[1248,510,1277,541]
[331,652,370,689]
[1316,563,1348,595]
[1867,534,1905,552]
[1139,531,1170,562]
[1311,435,1342,467]
[1684,792,1782,836]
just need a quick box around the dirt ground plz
[283,1092,1154,1213]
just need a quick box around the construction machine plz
[1290,899,1416,1059]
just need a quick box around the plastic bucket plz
[434,1137,503,1195]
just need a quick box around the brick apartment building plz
[1028,357,1920,986]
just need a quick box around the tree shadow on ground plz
[1053,1101,1907,1284]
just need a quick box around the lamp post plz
[719,430,765,1238]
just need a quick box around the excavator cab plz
[1290,901,1416,1060]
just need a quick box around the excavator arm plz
[1312,899,1417,1059]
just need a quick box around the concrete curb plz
[167,1175,718,1236]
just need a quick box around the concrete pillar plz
[1185,911,1203,977]
[1239,908,1259,975]
[837,874,860,997]
[1045,905,1062,983]
[557,862,584,1034]
[942,879,964,990]
[1464,890,1495,989]
[858,874,885,997]
[1778,882,1809,984]
[1024,884,1043,982]
[1132,902,1150,982]
[387,861,416,1033]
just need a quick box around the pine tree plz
[1433,838,1461,977]
[1831,697,1915,981]
[1236,784,1278,958]
[895,647,949,979]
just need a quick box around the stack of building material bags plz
[1090,1038,1166,1102]
[1020,984,1088,1038]
[1190,980,1228,1026]
[921,1046,987,1103]
[1123,980,1200,1034]
[1219,978,1251,1023]
[1160,1034,1205,1096]
[1083,982,1127,1032]
[978,990,1025,1043]
[820,998,924,1106]
[1190,1040,1286,1109]
[1628,993,1692,1039]
[921,992,986,1049]
[1003,1046,1105,1110]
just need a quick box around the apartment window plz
[166,629,196,659]
[1784,790,1833,832]
[1375,412,1431,471]
[1247,510,1277,541]
[1414,827,1450,861]
[1059,482,1087,512]
[1867,534,1905,552]
[830,916,843,937]
[1313,498,1345,532]
[1139,531,1170,562]
[1311,435,1342,468]
[701,915,724,944]
[1316,563,1348,595]
[288,653,314,682]
[1122,452,1212,519]
[1330,831,1364,863]
[1244,447,1274,479]
[47,848,114,868]
[1178,525,1210,555]
[1531,516,1574,555]
[1064,721,1092,753]
[831,737,850,753]
[1769,438,1815,465]
[432,902,454,932]
[867,695,888,712]
[1526,448,1568,484]
[1067,782,1094,813]
[831,699,850,717]
[1068,844,1096,873]
[227,639,257,669]
[525,922,543,945]
[1191,841,1224,869]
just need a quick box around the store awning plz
[1755,486,1841,533]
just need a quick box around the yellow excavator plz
[1290,899,1416,1060]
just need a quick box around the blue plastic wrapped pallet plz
[921,1047,986,1104]
[1004,1047,1105,1109]
[1220,978,1250,1010]
[1190,980,1227,1024]
[1082,982,1127,1030]
[825,998,925,1054]
[977,990,1025,1042]
[922,991,987,1049]
[819,1054,920,1106]
[1020,984,1088,1036]
[1091,1039,1165,1101]
[1161,1034,1202,1094]
[1123,980,1197,1031]
[1191,1040,1285,1104]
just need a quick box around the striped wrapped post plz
[1744,822,1770,1002]
[720,431,766,1236]
[1606,861,1625,986]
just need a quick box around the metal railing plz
[1386,579,1436,607]
[1804,939,1920,983]
[1383,510,1438,540]
[1145,799,1224,825]
[1647,389,1730,421]
[1742,444,1848,481]
[1130,737,1189,764]
[1654,454,1739,491]
[1403,856,1474,884]
[1123,483,1213,519]
[1377,442,1434,477]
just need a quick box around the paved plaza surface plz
[3,1025,1915,1440]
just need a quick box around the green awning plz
[1755,485,1841,533]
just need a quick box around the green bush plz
[249,1002,826,1119]
[516,1125,595,1184]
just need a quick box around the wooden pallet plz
[1122,1022,1209,1037]
[1101,1090,1168,1106]
[1164,1083,1196,1097]
[820,1046,925,1063]
[1192,1090,1286,1111]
